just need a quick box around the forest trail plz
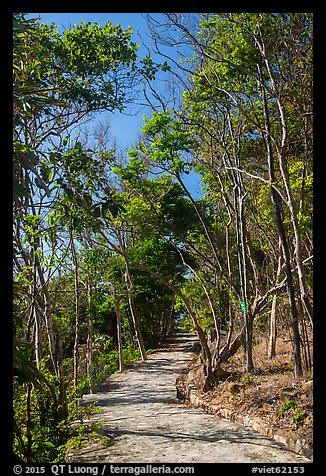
[68,333,310,463]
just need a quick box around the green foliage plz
[89,345,141,393]
[279,399,305,427]
[292,408,305,426]
[13,12,313,462]
[241,374,255,385]
[14,360,68,462]
[13,339,46,388]
[279,399,296,417]
[14,353,118,462]
[14,17,138,112]
[140,110,197,173]
[129,236,183,279]
[67,423,113,451]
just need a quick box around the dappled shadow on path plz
[72,334,306,464]
[83,353,194,407]
[108,425,292,454]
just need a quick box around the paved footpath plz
[69,333,310,463]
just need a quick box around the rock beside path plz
[67,333,310,463]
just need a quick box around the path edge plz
[186,387,313,461]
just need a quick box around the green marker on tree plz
[240,301,246,312]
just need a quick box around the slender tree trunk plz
[259,65,302,377]
[26,383,32,463]
[176,173,233,290]
[125,275,147,361]
[33,307,42,369]
[56,337,68,421]
[71,234,81,397]
[113,291,124,372]
[166,305,175,336]
[34,254,59,377]
[232,125,253,373]
[86,320,93,392]
[259,43,313,329]
[268,239,282,359]
[224,215,235,357]
[115,228,147,361]
[86,281,93,393]
[268,293,278,359]
[29,245,43,369]
[98,230,214,386]
[239,192,254,373]
[30,250,68,422]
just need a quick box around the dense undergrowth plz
[13,344,143,462]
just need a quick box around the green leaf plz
[13,339,46,388]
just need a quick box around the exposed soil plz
[177,332,313,455]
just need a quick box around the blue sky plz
[26,12,204,198]
[27,13,168,149]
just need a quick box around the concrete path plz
[69,333,310,463]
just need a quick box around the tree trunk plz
[33,307,43,369]
[219,326,244,363]
[114,228,147,361]
[260,44,313,329]
[30,246,43,369]
[71,234,81,397]
[234,151,253,372]
[269,146,302,378]
[268,293,278,359]
[239,198,254,373]
[34,254,60,377]
[99,230,215,386]
[174,244,221,366]
[113,291,124,372]
[26,383,32,463]
[86,320,93,392]
[56,337,68,421]
[129,299,147,361]
[259,65,302,377]
[268,239,282,359]
[84,279,93,393]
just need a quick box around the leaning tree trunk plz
[238,193,254,373]
[173,244,222,371]
[99,230,217,388]
[268,292,278,359]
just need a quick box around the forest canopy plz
[13,12,313,463]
